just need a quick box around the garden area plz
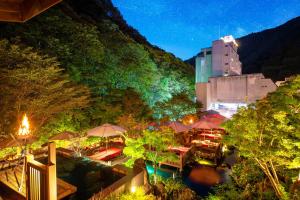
[0,5,299,199]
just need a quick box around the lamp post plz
[17,113,31,192]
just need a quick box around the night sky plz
[112,0,300,60]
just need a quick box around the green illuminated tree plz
[223,75,300,199]
[123,128,177,183]
[0,40,90,136]
[153,92,202,121]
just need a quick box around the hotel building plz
[195,35,277,117]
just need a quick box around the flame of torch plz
[18,114,30,137]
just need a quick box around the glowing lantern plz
[131,186,136,193]
[189,118,194,124]
[18,114,31,139]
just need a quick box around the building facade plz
[196,35,277,117]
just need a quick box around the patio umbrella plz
[191,120,220,130]
[87,124,126,150]
[205,113,226,119]
[163,121,191,133]
[87,123,126,137]
[49,131,78,140]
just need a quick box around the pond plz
[38,155,124,200]
[146,160,232,197]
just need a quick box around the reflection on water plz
[146,163,231,197]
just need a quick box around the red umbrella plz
[191,120,220,129]
[204,113,227,120]
[162,121,191,133]
[201,113,227,126]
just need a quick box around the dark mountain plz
[186,17,300,81]
[61,0,152,46]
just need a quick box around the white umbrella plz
[87,123,126,137]
[87,124,126,150]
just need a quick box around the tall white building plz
[196,35,277,117]
[212,36,242,76]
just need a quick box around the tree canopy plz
[0,7,195,125]
[0,40,90,137]
[223,75,300,199]
[123,128,177,182]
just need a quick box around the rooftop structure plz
[0,0,62,22]
[196,35,277,117]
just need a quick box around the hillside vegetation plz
[0,0,195,135]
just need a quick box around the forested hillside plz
[0,0,195,135]
[186,16,300,81]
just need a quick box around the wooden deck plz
[0,165,77,199]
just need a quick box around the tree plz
[153,92,202,121]
[223,75,300,199]
[0,7,194,109]
[0,40,90,136]
[86,88,153,126]
[104,187,155,200]
[123,128,177,183]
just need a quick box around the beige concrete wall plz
[209,76,247,103]
[207,73,277,104]
[246,74,277,102]
[196,82,209,110]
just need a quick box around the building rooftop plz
[0,0,62,22]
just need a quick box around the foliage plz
[207,183,242,200]
[123,136,146,167]
[153,92,201,121]
[0,6,194,124]
[0,147,18,159]
[223,75,300,199]
[163,178,186,198]
[104,187,156,200]
[80,136,104,148]
[123,128,177,180]
[0,40,90,137]
[229,159,279,199]
[117,114,148,138]
[153,178,197,200]
[85,88,152,126]
[0,0,195,165]
[40,112,90,137]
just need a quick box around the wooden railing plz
[26,160,47,200]
[25,142,57,200]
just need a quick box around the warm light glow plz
[189,118,194,124]
[222,145,227,153]
[18,114,30,136]
[221,35,238,46]
[131,186,136,193]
